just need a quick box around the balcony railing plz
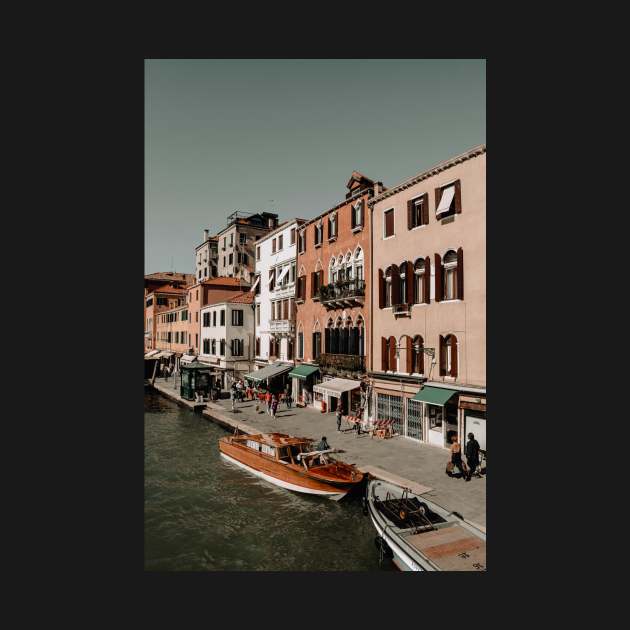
[317,279,365,308]
[269,319,295,334]
[318,353,365,373]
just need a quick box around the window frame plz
[383,208,395,239]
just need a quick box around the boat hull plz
[219,442,350,500]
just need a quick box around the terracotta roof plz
[145,272,195,284]
[201,277,246,287]
[229,291,255,304]
[150,284,187,294]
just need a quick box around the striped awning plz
[313,378,360,399]
[181,353,197,364]
[144,350,160,358]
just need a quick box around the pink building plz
[368,145,486,452]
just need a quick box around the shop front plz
[243,361,293,394]
[312,377,361,414]
[287,363,320,406]
[410,386,458,449]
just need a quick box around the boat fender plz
[399,509,407,521]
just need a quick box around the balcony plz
[317,279,365,309]
[318,353,365,374]
[269,319,295,334]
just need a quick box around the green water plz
[144,389,394,571]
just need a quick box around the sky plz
[145,59,485,274]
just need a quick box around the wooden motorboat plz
[366,479,486,571]
[219,432,364,500]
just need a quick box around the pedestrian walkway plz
[150,378,486,527]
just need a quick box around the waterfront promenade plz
[150,377,486,528]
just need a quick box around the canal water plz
[144,389,395,571]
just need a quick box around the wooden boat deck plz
[404,524,486,571]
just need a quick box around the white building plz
[195,230,219,282]
[198,291,255,387]
[253,218,305,367]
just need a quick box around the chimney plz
[204,229,209,241]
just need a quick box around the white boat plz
[365,479,486,571]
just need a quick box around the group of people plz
[228,381,293,419]
[449,433,483,482]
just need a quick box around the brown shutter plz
[381,337,388,371]
[454,180,462,214]
[351,205,356,229]
[327,216,331,239]
[301,276,306,300]
[389,336,397,371]
[318,270,324,290]
[303,230,307,253]
[391,265,400,306]
[378,269,385,309]
[310,272,316,297]
[435,187,442,212]
[406,261,414,304]
[406,336,413,374]
[385,210,394,237]
[451,335,458,377]
[457,247,464,300]
[434,254,442,302]
[418,338,424,375]
[439,335,446,376]
[422,193,429,225]
[407,199,413,230]
[424,256,431,303]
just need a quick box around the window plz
[298,332,304,359]
[229,234,233,247]
[146,297,153,307]
[223,237,226,249]
[223,256,226,267]
[268,268,276,292]
[157,297,167,306]
[414,259,428,304]
[232,309,244,326]
[290,228,296,245]
[272,238,276,253]
[298,229,306,254]
[198,270,202,279]
[384,209,395,238]
[203,312,210,327]
[231,339,243,357]
[256,337,260,356]
[256,246,260,261]
[290,262,296,283]
[435,181,461,219]
[296,275,306,301]
[312,331,321,360]
[240,233,247,245]
[411,335,424,374]
[408,194,428,229]
[278,234,283,250]
[399,263,406,304]
[328,213,337,239]
[229,253,233,265]
[256,304,260,326]
[220,339,226,356]
[351,200,363,229]
[440,334,458,378]
[314,221,323,246]
[220,310,225,326]
[195,333,198,347]
[385,267,392,307]
[203,339,210,354]
[443,250,458,300]
[211,339,216,354]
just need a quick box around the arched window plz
[354,247,364,280]
[412,335,424,374]
[328,258,336,284]
[325,318,334,353]
[399,262,407,304]
[385,266,393,307]
[443,250,458,300]
[414,259,425,304]
[440,334,458,378]
[312,320,322,361]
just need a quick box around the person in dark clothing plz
[449,436,467,479]
[316,436,330,451]
[465,432,481,481]
[336,406,343,432]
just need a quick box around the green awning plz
[288,364,320,380]
[412,386,457,406]
[244,362,293,383]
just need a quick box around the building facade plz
[215,211,279,284]
[369,145,486,451]
[145,285,188,352]
[254,218,305,367]
[195,230,219,282]
[198,291,255,387]
[155,303,192,368]
[293,172,384,414]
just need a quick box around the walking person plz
[448,435,467,479]
[465,432,481,481]
[285,391,292,409]
[271,394,279,420]
[266,391,272,415]
[336,405,343,432]
[230,386,236,412]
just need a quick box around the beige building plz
[195,230,219,282]
[368,145,486,452]
[215,211,279,283]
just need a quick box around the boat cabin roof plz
[237,433,311,448]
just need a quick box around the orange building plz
[293,172,384,415]
[145,285,188,353]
